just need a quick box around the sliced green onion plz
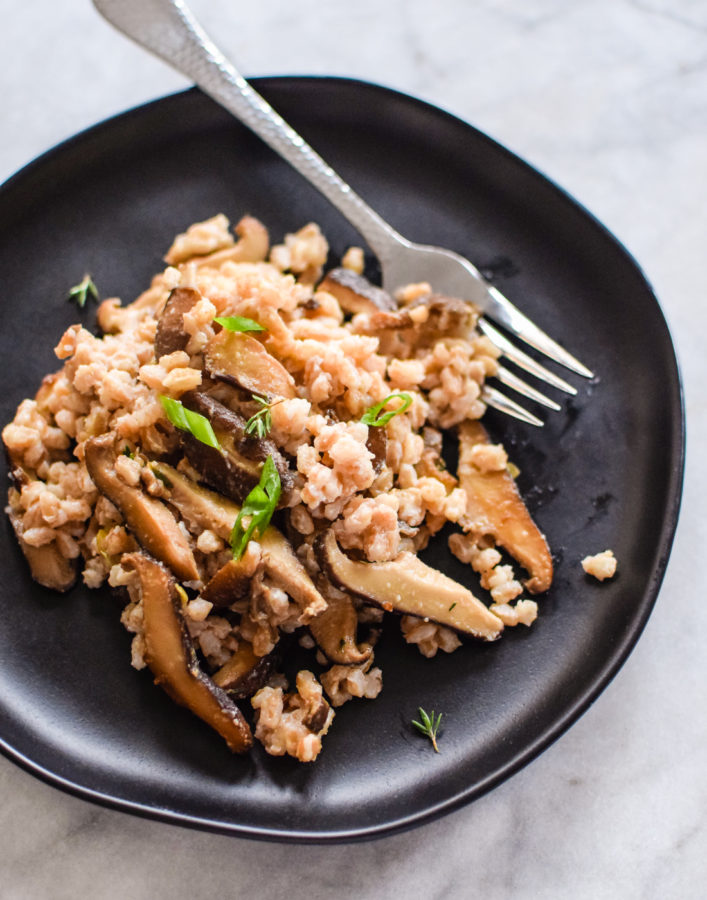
[159,396,220,449]
[361,392,413,427]
[260,454,281,498]
[230,456,281,560]
[213,315,266,333]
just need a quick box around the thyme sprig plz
[244,395,284,439]
[412,707,443,753]
[68,274,99,308]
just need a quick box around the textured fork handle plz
[93,0,405,261]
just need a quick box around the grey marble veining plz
[1,0,705,897]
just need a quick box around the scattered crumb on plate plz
[581,550,617,581]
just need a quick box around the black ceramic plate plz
[0,78,683,842]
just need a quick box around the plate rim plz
[0,75,686,843]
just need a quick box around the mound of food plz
[2,213,552,761]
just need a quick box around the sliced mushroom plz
[180,429,262,506]
[353,294,474,343]
[150,461,239,539]
[316,529,503,641]
[152,462,326,619]
[180,391,293,504]
[308,578,371,664]
[8,510,77,592]
[260,528,327,620]
[457,420,553,594]
[304,694,331,733]
[409,294,474,336]
[124,552,253,753]
[366,425,387,475]
[84,435,199,583]
[213,640,277,698]
[318,268,397,314]
[154,287,201,359]
[204,329,296,400]
[201,557,252,607]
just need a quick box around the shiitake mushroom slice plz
[85,434,199,583]
[315,529,503,641]
[152,462,325,620]
[124,552,252,753]
[457,420,553,594]
[204,329,296,400]
[318,268,397,314]
[154,287,201,359]
[179,391,293,505]
[212,640,278,699]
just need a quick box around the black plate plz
[0,78,684,842]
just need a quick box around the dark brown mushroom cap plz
[212,641,278,699]
[318,268,397,314]
[84,434,199,583]
[124,552,253,753]
[154,287,202,359]
[366,425,387,475]
[200,557,253,608]
[304,700,331,734]
[315,529,503,641]
[179,391,294,505]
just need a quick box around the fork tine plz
[495,365,561,411]
[482,386,543,427]
[483,285,594,378]
[478,319,578,396]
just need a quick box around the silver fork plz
[92,0,593,427]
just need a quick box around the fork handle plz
[93,0,405,261]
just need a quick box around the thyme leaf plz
[412,707,443,753]
[244,395,285,439]
[244,395,271,438]
[67,274,99,308]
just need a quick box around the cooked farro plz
[2,214,556,761]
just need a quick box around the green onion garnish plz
[361,392,413,427]
[213,315,266,333]
[159,396,220,449]
[230,456,281,560]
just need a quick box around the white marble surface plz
[1,0,705,897]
